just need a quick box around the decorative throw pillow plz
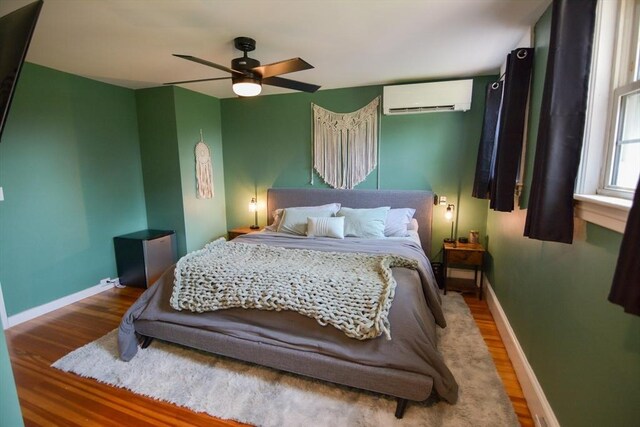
[384,208,416,237]
[265,203,341,231]
[277,207,338,235]
[337,207,390,238]
[306,216,345,239]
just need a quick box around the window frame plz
[599,0,640,199]
[575,0,638,233]
[600,80,640,198]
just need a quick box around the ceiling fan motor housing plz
[232,56,260,72]
[232,37,261,82]
[231,56,261,85]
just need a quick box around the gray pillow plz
[277,207,337,235]
[266,203,341,231]
[337,207,390,238]
[385,208,416,237]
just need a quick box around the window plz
[575,0,639,233]
[600,0,640,198]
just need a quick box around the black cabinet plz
[113,229,177,288]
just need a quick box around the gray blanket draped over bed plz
[118,232,458,404]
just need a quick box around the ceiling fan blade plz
[253,58,313,78]
[164,76,231,85]
[263,76,320,93]
[173,54,243,75]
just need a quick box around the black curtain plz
[524,0,598,243]
[490,48,534,212]
[609,176,640,316]
[472,81,503,199]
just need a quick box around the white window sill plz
[574,194,631,233]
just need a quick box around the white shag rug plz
[52,293,519,427]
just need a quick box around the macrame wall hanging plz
[311,97,380,189]
[195,129,214,199]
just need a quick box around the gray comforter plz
[118,232,458,403]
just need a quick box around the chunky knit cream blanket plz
[170,239,418,340]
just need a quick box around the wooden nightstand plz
[443,242,485,300]
[228,226,263,240]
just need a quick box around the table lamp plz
[444,203,455,243]
[249,197,259,229]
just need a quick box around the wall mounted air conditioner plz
[383,79,473,115]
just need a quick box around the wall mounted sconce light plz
[249,197,259,229]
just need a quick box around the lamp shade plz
[444,204,454,221]
[233,77,262,97]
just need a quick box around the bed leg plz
[395,398,408,419]
[141,336,154,349]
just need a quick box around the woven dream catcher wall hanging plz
[195,130,214,199]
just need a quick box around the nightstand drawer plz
[447,250,483,266]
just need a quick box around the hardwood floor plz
[5,287,532,426]
[464,294,533,427]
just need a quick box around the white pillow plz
[265,203,340,231]
[337,207,390,238]
[407,218,419,231]
[384,208,416,237]
[307,216,345,239]
[277,206,338,235]
[264,208,283,231]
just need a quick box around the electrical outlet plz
[439,195,447,205]
[99,278,111,286]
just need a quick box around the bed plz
[118,188,458,418]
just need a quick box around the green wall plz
[0,330,23,427]
[0,68,228,425]
[135,87,186,255]
[221,78,493,257]
[486,7,640,426]
[0,63,149,425]
[0,63,148,316]
[136,86,227,256]
[174,87,227,252]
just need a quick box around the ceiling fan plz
[165,36,321,97]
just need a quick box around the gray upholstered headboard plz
[267,188,434,256]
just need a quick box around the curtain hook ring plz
[491,82,500,90]
[517,49,528,59]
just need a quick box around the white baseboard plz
[4,282,114,330]
[0,282,8,329]
[485,281,560,427]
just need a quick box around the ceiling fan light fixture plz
[170,36,319,94]
[232,77,262,97]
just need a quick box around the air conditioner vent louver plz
[383,80,473,115]
[389,105,456,114]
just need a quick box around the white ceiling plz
[1,0,550,99]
